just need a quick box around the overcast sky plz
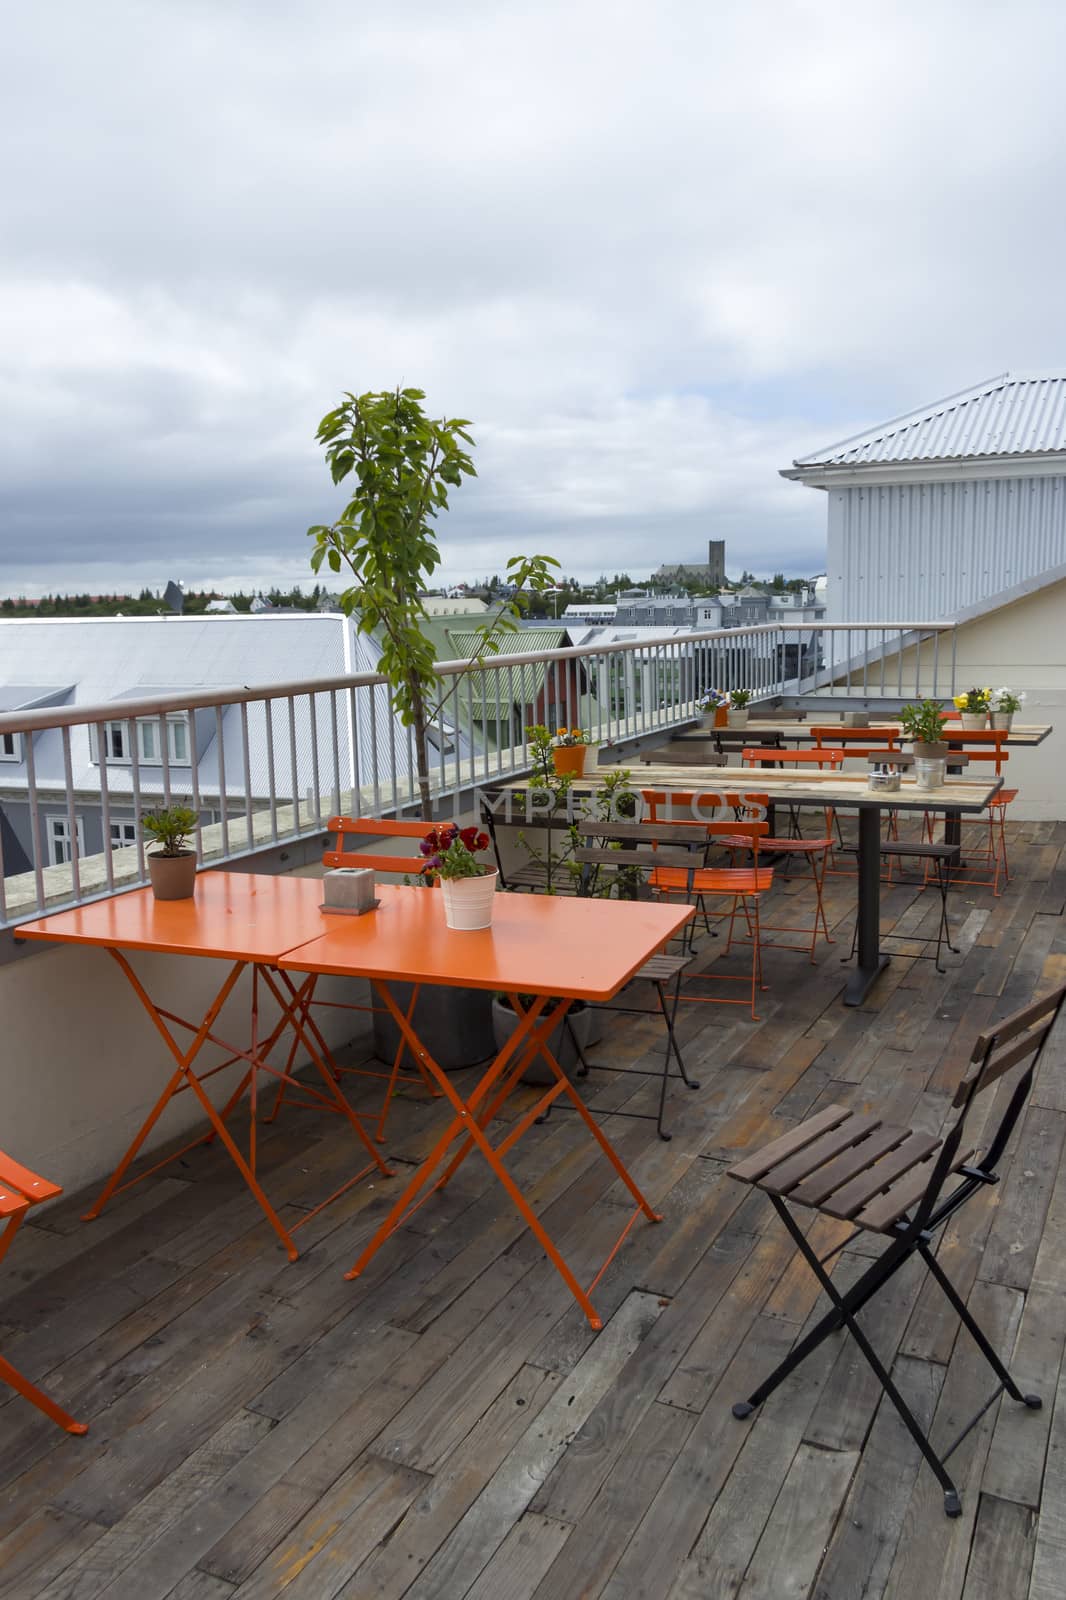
[2,0,1065,596]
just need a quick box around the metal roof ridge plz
[792,372,1012,467]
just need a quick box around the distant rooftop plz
[788,371,1066,471]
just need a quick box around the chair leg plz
[0,1349,88,1435]
[734,1197,964,1515]
[653,978,700,1141]
[917,1241,1040,1409]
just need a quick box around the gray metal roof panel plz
[794,373,1066,468]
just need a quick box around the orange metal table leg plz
[344,982,661,1329]
[83,951,390,1261]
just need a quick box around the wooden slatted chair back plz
[323,816,431,877]
[954,987,1066,1108]
[572,817,711,886]
[903,984,1066,1237]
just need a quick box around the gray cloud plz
[2,0,1065,595]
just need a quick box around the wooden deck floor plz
[3,820,1066,1599]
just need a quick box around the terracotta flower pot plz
[552,745,587,777]
[439,870,498,930]
[147,850,197,901]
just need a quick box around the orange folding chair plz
[641,790,773,1019]
[269,816,440,1138]
[925,728,1014,895]
[0,1152,88,1434]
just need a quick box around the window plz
[0,730,20,761]
[100,722,129,761]
[109,820,138,851]
[136,718,190,765]
[94,715,191,766]
[47,815,86,867]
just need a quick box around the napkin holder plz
[320,867,380,915]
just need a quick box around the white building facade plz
[783,372,1066,625]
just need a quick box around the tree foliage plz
[307,387,558,807]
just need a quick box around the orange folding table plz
[15,872,393,1260]
[280,884,694,1329]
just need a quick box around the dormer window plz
[94,715,191,767]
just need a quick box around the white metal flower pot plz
[440,870,498,930]
[959,713,987,730]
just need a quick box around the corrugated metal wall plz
[826,475,1066,622]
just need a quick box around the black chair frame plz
[728,984,1066,1516]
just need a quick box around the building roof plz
[789,372,1066,471]
[0,614,417,801]
[445,628,570,714]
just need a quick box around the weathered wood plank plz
[460,1513,571,1600]
[813,1354,945,1600]
[735,1442,858,1600]
[396,1291,664,1600]
[964,1494,1036,1600]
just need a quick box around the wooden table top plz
[674,719,1052,747]
[505,766,1004,815]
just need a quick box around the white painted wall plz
[825,474,1066,624]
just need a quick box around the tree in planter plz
[307,387,559,811]
[516,729,637,894]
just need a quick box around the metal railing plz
[0,619,956,929]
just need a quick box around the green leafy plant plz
[141,805,199,856]
[514,758,637,895]
[307,387,559,809]
[730,688,752,708]
[898,700,948,745]
[994,687,1024,714]
[953,687,991,713]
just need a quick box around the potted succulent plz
[698,688,730,729]
[419,822,498,929]
[899,700,949,790]
[551,727,591,777]
[992,687,1024,731]
[141,805,199,900]
[727,688,752,729]
[953,687,991,730]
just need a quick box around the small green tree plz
[308,387,558,809]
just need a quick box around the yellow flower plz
[952,695,967,709]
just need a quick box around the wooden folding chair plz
[549,817,705,1139]
[727,983,1066,1516]
[0,1152,88,1434]
[924,729,1015,895]
[269,815,440,1139]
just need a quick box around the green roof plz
[444,628,568,714]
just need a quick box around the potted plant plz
[141,805,199,900]
[419,822,498,929]
[953,687,991,730]
[551,727,590,777]
[992,687,1024,731]
[698,688,729,730]
[898,699,949,790]
[492,992,595,1085]
[727,689,752,728]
